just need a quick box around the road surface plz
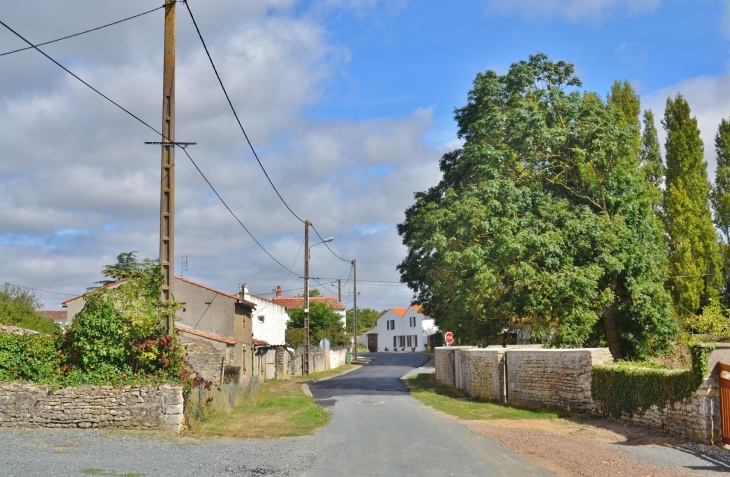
[303,352,551,476]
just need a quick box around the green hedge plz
[591,347,712,417]
[0,333,61,383]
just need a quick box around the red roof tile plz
[272,296,345,310]
[37,310,67,321]
[390,307,409,317]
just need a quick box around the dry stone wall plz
[507,348,612,412]
[435,346,729,445]
[0,383,183,433]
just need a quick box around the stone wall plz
[507,348,612,412]
[181,339,226,383]
[289,346,348,376]
[329,347,348,369]
[0,383,183,433]
[434,345,730,445]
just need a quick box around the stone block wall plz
[507,348,612,412]
[457,349,505,402]
[0,383,183,433]
[329,347,348,369]
[180,339,226,383]
[435,347,475,387]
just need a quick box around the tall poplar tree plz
[663,94,722,315]
[640,110,664,210]
[711,118,730,305]
[607,80,641,143]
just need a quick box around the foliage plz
[405,373,562,419]
[61,258,185,383]
[0,333,61,382]
[712,118,730,307]
[346,307,385,332]
[285,328,305,349]
[607,79,641,143]
[93,251,144,288]
[397,53,674,359]
[682,300,730,340]
[298,288,321,297]
[640,109,665,211]
[591,346,713,418]
[0,285,61,335]
[286,301,347,347]
[663,94,723,316]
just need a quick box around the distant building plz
[239,283,288,346]
[358,305,437,352]
[37,310,67,329]
[271,285,346,327]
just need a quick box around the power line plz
[310,223,351,263]
[0,4,167,57]
[281,236,305,291]
[183,0,304,224]
[0,19,301,278]
[4,283,76,297]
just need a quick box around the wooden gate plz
[719,362,730,445]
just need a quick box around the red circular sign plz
[444,332,454,344]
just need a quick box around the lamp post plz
[303,225,333,375]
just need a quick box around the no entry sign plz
[444,331,454,345]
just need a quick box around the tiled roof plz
[37,310,67,321]
[273,296,345,310]
[390,307,409,317]
[176,324,237,345]
[252,339,270,347]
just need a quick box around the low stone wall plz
[329,347,348,369]
[180,339,226,383]
[289,346,348,376]
[434,345,730,445]
[0,383,183,433]
[507,348,612,412]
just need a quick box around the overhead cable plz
[183,1,304,224]
[310,223,352,263]
[0,4,167,57]
[0,19,300,278]
[5,283,76,297]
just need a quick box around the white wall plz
[245,293,289,346]
[371,306,435,352]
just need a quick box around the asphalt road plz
[303,352,552,477]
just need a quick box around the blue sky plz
[2,0,730,312]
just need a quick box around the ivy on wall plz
[591,346,714,417]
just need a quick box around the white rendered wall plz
[246,293,289,346]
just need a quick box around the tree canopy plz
[346,308,385,332]
[397,53,675,359]
[286,301,347,348]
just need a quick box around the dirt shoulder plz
[468,416,730,476]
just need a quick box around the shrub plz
[0,333,61,382]
[0,285,61,335]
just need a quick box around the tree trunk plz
[602,284,623,359]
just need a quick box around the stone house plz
[61,276,257,384]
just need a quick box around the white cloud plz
[0,0,438,312]
[643,69,730,180]
[488,0,660,22]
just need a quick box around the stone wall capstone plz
[0,383,183,433]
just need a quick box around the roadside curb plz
[302,361,368,398]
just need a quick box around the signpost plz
[444,331,454,346]
[319,338,330,375]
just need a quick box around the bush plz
[0,285,61,335]
[0,333,61,382]
[591,346,713,417]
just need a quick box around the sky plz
[2,0,730,313]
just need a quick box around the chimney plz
[239,282,248,297]
[276,285,282,298]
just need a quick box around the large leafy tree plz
[398,54,674,359]
[663,94,722,315]
[286,301,347,348]
[712,118,730,306]
[346,308,385,332]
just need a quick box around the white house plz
[240,283,288,346]
[359,305,437,352]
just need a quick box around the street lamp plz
[303,229,333,375]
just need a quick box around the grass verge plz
[186,365,355,438]
[404,373,564,420]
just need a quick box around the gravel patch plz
[0,428,320,476]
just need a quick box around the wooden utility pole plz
[337,279,341,302]
[303,220,310,375]
[160,1,176,334]
[352,259,357,361]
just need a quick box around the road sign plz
[319,338,330,349]
[444,332,454,345]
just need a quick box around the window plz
[410,316,416,327]
[258,315,265,323]
[407,335,412,347]
[393,336,397,347]
[414,335,418,348]
[386,319,395,330]
[399,336,405,347]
